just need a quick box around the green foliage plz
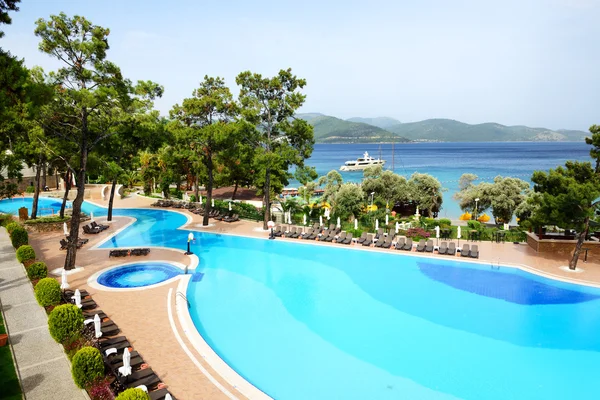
[25,186,34,193]
[0,214,13,226]
[438,218,452,227]
[584,125,600,173]
[48,303,84,343]
[408,173,444,217]
[318,170,343,206]
[5,221,19,234]
[115,388,150,400]
[294,166,318,185]
[24,215,70,224]
[15,244,35,262]
[334,183,365,220]
[71,346,104,389]
[467,220,482,230]
[362,166,409,208]
[190,194,197,202]
[34,277,61,307]
[10,226,28,249]
[27,261,47,280]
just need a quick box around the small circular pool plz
[97,262,182,288]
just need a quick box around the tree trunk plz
[569,216,590,270]
[64,108,89,271]
[41,163,47,190]
[107,178,117,222]
[55,170,59,190]
[60,171,71,219]
[263,168,270,230]
[31,156,43,219]
[203,158,213,226]
[194,175,199,203]
[232,182,238,201]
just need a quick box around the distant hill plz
[384,119,589,142]
[297,114,410,144]
[346,117,401,129]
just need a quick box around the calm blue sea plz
[294,142,591,218]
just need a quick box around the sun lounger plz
[100,340,130,353]
[291,227,301,238]
[60,239,83,250]
[356,232,368,244]
[335,232,347,243]
[284,227,297,238]
[438,242,448,255]
[342,232,353,244]
[83,310,106,319]
[300,227,314,239]
[374,228,384,240]
[120,368,160,389]
[416,239,426,252]
[374,236,386,247]
[395,237,405,250]
[362,234,373,246]
[307,228,319,240]
[322,230,336,242]
[64,289,90,298]
[448,242,456,255]
[403,238,413,251]
[425,240,434,253]
[382,235,393,249]
[460,244,470,257]
[83,225,102,234]
[91,221,109,231]
[149,388,176,400]
[110,354,144,371]
[224,213,239,223]
[469,244,479,258]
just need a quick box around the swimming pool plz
[8,198,600,398]
[97,262,182,289]
[0,197,69,216]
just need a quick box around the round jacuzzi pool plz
[97,262,182,289]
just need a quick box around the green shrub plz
[16,245,36,263]
[27,261,47,280]
[71,346,104,389]
[48,303,84,343]
[24,216,70,224]
[0,214,13,227]
[63,333,87,361]
[25,186,35,193]
[5,221,20,235]
[467,220,482,230]
[190,194,197,202]
[10,227,28,249]
[115,388,150,400]
[438,218,452,227]
[35,278,61,307]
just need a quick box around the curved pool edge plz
[87,257,198,292]
[176,276,272,400]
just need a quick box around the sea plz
[289,142,592,219]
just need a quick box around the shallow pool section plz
[0,197,69,216]
[98,262,182,289]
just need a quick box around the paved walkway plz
[0,228,86,400]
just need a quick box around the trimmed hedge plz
[48,304,84,343]
[24,215,70,224]
[0,214,13,227]
[115,388,150,400]
[5,221,20,235]
[34,278,61,307]
[71,347,104,389]
[16,245,35,263]
[10,227,28,249]
[27,261,47,280]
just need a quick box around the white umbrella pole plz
[385,214,389,225]
[375,219,379,230]
[354,219,358,230]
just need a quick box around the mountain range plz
[297,113,589,143]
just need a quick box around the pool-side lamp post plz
[474,198,480,220]
[185,232,194,255]
[268,220,275,240]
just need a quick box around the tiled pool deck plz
[26,193,600,399]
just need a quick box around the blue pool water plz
[6,198,600,398]
[97,262,181,288]
[0,197,68,216]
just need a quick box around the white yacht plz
[339,151,386,171]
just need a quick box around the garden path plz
[0,228,86,400]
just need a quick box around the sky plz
[2,0,599,130]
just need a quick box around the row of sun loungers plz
[109,248,151,257]
[63,289,175,399]
[59,238,89,250]
[83,221,109,234]
[273,224,480,258]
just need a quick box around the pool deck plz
[26,193,600,400]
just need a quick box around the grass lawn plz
[0,312,22,400]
